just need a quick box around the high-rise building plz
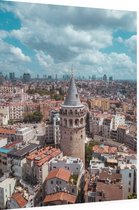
[9,72,15,81]
[0,72,4,85]
[103,74,107,81]
[22,73,31,83]
[92,75,96,81]
[109,76,113,82]
[60,74,86,164]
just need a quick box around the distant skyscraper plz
[103,74,107,81]
[22,73,31,83]
[48,75,52,80]
[92,75,96,81]
[109,76,113,82]
[9,72,15,81]
[60,74,86,164]
[0,72,4,85]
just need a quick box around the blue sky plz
[0,1,137,80]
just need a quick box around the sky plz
[0,1,137,80]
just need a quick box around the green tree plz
[23,111,43,123]
[8,119,14,125]
[128,193,137,199]
[85,140,99,167]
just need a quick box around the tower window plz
[69,110,73,115]
[64,118,67,126]
[75,119,79,126]
[69,119,73,127]
[80,118,83,125]
[70,136,72,141]
[76,94,78,98]
[81,135,83,139]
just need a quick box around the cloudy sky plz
[0,1,137,80]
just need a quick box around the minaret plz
[60,73,86,165]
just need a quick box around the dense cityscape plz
[0,1,137,209]
[0,71,137,209]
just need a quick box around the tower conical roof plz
[63,75,82,107]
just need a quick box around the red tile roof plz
[43,192,76,204]
[96,182,123,201]
[11,193,28,208]
[46,168,71,182]
[0,127,16,135]
[92,145,117,154]
[26,146,62,166]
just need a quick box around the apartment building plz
[9,102,40,121]
[0,105,9,126]
[50,156,84,176]
[0,128,16,142]
[84,171,123,202]
[25,146,63,184]
[45,168,79,196]
[16,127,35,143]
[0,178,16,209]
[102,117,113,138]
[119,164,136,199]
[7,144,39,179]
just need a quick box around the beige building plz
[89,98,110,111]
[0,105,9,126]
[60,75,86,165]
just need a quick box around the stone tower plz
[60,74,86,165]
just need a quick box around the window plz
[75,119,79,126]
[129,173,131,178]
[69,119,73,127]
[51,180,53,184]
[72,189,74,193]
[129,181,131,185]
[128,188,131,193]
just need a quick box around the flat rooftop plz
[8,143,40,158]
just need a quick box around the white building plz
[50,156,84,175]
[0,178,16,209]
[16,127,35,143]
[89,158,105,174]
[118,163,136,199]
[45,168,79,196]
[0,137,8,148]
[45,111,60,145]
[112,114,125,130]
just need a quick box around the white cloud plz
[10,46,31,62]
[36,50,54,68]
[116,37,124,43]
[0,2,136,79]
[125,35,136,53]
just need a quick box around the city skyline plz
[0,1,137,80]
